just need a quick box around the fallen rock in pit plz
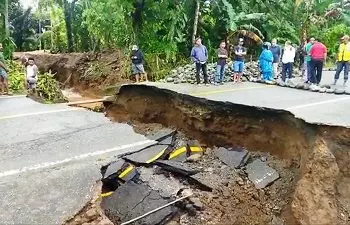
[189,197,203,210]
[138,167,185,198]
[246,159,279,189]
[155,160,199,176]
[271,215,285,225]
[102,182,177,225]
[123,144,169,164]
[190,172,222,191]
[215,147,249,169]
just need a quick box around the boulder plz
[246,159,279,189]
[166,77,174,83]
[334,89,345,94]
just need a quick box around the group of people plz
[0,44,38,96]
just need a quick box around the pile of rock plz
[164,61,302,84]
[99,129,283,225]
[251,77,350,95]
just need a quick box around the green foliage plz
[7,60,25,93]
[37,71,66,102]
[322,24,350,58]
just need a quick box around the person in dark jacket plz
[270,39,281,79]
[131,45,148,82]
[191,37,209,85]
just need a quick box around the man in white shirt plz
[281,41,296,83]
[26,57,38,93]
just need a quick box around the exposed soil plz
[102,84,350,225]
[13,50,130,97]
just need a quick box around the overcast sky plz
[20,0,38,10]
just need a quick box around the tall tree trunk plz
[63,0,74,52]
[192,0,200,44]
[4,0,9,37]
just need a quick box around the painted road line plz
[0,108,82,120]
[0,140,155,178]
[190,85,275,96]
[286,96,350,110]
[0,95,26,99]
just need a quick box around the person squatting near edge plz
[214,41,228,85]
[131,45,148,83]
[259,42,274,82]
[334,35,350,86]
[0,43,10,95]
[232,38,247,83]
[25,57,38,94]
[191,37,209,85]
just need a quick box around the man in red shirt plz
[309,40,327,85]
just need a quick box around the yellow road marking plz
[146,148,166,163]
[0,108,81,120]
[190,85,275,96]
[100,192,114,198]
[169,147,186,160]
[118,165,135,178]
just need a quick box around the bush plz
[7,60,25,93]
[37,71,66,103]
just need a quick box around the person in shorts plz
[214,41,228,85]
[131,45,148,82]
[25,57,38,94]
[0,43,10,95]
[232,38,247,83]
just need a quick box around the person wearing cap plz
[305,38,315,83]
[309,39,327,85]
[270,39,281,78]
[131,45,148,82]
[259,42,274,82]
[333,35,350,86]
[281,41,296,83]
[232,38,247,83]
[0,43,10,95]
[191,37,209,85]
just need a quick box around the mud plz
[102,84,350,225]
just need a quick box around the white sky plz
[20,0,38,10]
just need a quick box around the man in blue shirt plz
[191,38,209,85]
[270,39,281,79]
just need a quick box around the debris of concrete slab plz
[159,135,174,145]
[186,154,202,162]
[271,215,285,225]
[102,160,137,182]
[102,160,125,178]
[124,145,169,164]
[146,128,176,141]
[190,172,222,191]
[138,167,185,198]
[102,182,176,225]
[189,197,203,210]
[246,159,279,189]
[215,147,249,169]
[169,146,189,162]
[156,160,199,176]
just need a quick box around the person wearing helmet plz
[232,38,247,83]
[259,42,274,82]
[334,35,350,86]
[131,45,148,82]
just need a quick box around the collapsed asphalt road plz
[0,96,155,224]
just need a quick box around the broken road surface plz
[0,96,155,224]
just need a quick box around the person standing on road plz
[0,43,10,95]
[304,38,315,83]
[25,57,39,94]
[259,42,274,82]
[232,38,247,83]
[333,35,350,86]
[281,41,296,83]
[309,39,327,85]
[270,39,281,79]
[191,37,209,85]
[214,41,228,85]
[131,45,148,83]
